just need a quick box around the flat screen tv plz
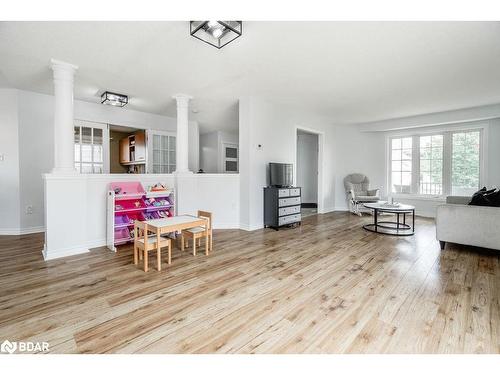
[269,163,293,187]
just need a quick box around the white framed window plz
[388,127,484,197]
[222,143,238,173]
[148,130,176,174]
[419,134,443,195]
[74,120,109,174]
[390,137,412,193]
[451,130,481,196]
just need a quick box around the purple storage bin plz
[115,214,129,226]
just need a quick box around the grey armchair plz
[344,173,380,215]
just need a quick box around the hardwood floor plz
[0,212,498,354]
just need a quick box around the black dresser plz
[263,187,302,230]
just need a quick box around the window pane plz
[431,135,443,147]
[225,161,238,172]
[169,136,176,150]
[392,149,402,161]
[391,161,401,172]
[93,128,103,145]
[153,135,161,149]
[81,144,92,162]
[74,144,81,162]
[420,147,431,159]
[401,160,412,172]
[169,151,176,164]
[391,137,412,193]
[161,135,169,150]
[420,159,430,171]
[93,145,103,163]
[452,131,480,195]
[392,138,402,150]
[419,134,443,195]
[81,163,92,174]
[82,127,92,144]
[402,148,412,160]
[420,136,431,148]
[402,137,412,149]
[74,126,81,143]
[226,147,237,158]
[431,147,443,159]
[93,164,103,174]
[401,172,412,189]
[153,150,160,164]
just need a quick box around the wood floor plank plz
[0,213,498,353]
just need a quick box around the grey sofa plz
[436,196,500,251]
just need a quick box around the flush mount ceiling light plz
[101,91,128,107]
[190,21,242,49]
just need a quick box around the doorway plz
[296,129,319,217]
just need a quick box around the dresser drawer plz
[279,214,301,226]
[289,188,301,197]
[279,205,301,216]
[278,189,290,198]
[278,197,301,207]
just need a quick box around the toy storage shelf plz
[106,182,175,251]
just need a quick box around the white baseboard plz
[86,239,107,250]
[239,223,264,231]
[0,226,45,235]
[213,222,241,230]
[42,243,89,260]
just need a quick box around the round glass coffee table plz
[362,202,415,236]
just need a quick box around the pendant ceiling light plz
[190,21,242,49]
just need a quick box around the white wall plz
[238,97,337,230]
[199,131,218,173]
[43,173,239,259]
[297,132,318,204]
[0,88,200,234]
[488,118,500,187]
[0,89,21,234]
[199,130,239,173]
[331,125,387,210]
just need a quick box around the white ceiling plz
[1,21,500,133]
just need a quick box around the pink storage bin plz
[114,228,131,244]
[110,181,145,200]
[114,198,146,212]
[128,212,145,224]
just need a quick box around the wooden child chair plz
[134,221,172,272]
[181,211,213,256]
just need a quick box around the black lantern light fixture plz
[190,21,242,49]
[101,91,128,107]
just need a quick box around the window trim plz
[386,121,488,199]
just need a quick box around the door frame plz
[294,126,324,214]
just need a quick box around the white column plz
[51,59,78,174]
[173,94,193,174]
